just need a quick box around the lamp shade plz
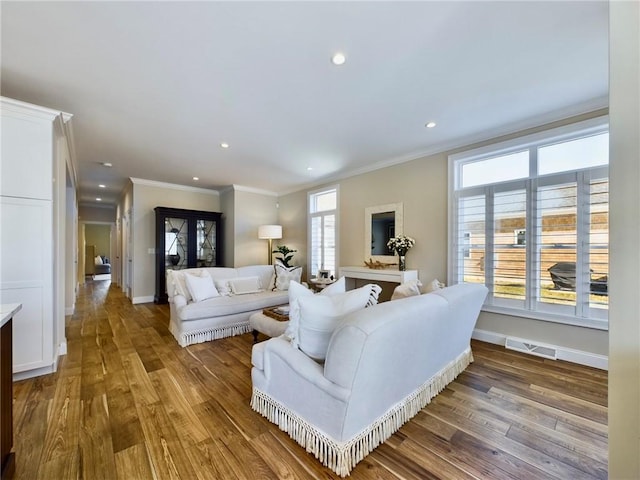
[258,225,282,240]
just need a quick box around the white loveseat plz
[251,283,488,476]
[167,265,289,347]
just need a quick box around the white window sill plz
[481,304,609,331]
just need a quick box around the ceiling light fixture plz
[193,176,199,181]
[101,162,113,167]
[307,167,313,171]
[425,122,437,128]
[220,142,229,149]
[96,197,102,202]
[98,184,105,188]
[331,52,346,66]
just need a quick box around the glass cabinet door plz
[165,217,188,270]
[196,219,217,266]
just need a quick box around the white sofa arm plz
[253,336,350,402]
[171,294,187,308]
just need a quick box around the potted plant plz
[272,245,297,267]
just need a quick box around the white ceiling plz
[1,1,608,206]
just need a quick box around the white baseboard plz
[58,341,67,357]
[132,295,154,305]
[65,305,75,316]
[472,328,608,371]
[13,364,56,381]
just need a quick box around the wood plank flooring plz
[12,280,608,479]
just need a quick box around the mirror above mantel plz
[364,202,403,264]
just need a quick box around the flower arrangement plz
[272,245,297,267]
[386,234,415,256]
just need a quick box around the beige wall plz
[608,1,640,477]
[79,204,116,223]
[220,188,235,267]
[232,188,279,267]
[277,189,307,273]
[131,181,220,302]
[84,224,111,258]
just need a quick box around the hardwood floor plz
[12,280,608,479]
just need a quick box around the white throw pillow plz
[184,271,219,303]
[170,271,192,302]
[213,279,231,296]
[290,283,382,361]
[391,279,423,301]
[228,276,262,295]
[424,278,445,293]
[274,262,302,291]
[94,255,103,266]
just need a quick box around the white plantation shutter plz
[449,117,609,327]
[536,180,578,313]
[589,179,609,312]
[492,188,527,307]
[308,187,338,278]
[454,194,485,286]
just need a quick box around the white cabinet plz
[0,97,71,377]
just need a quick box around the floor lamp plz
[258,225,282,265]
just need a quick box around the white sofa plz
[251,283,488,477]
[167,265,289,347]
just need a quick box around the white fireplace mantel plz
[339,266,418,285]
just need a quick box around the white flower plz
[387,235,416,254]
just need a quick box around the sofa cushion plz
[178,290,289,321]
[290,283,381,361]
[391,279,422,301]
[228,276,262,295]
[184,271,219,303]
[274,262,302,291]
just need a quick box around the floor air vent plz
[505,337,558,360]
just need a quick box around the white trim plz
[57,340,67,357]
[13,364,56,381]
[472,328,608,370]
[132,295,154,304]
[449,115,608,168]
[65,306,75,316]
[1,96,70,121]
[231,184,278,197]
[130,177,220,195]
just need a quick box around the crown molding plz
[130,177,220,195]
[1,96,72,122]
[279,97,609,196]
[232,184,279,197]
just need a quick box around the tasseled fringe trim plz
[181,322,251,346]
[251,346,473,477]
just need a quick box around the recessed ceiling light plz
[331,52,346,66]
[425,122,437,128]
[101,162,113,167]
[220,142,229,149]
[193,176,199,181]
[98,184,106,188]
[307,167,313,171]
[96,197,102,202]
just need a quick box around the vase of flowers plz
[387,234,415,271]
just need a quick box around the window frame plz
[448,116,609,330]
[307,185,339,279]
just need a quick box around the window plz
[308,187,338,278]
[449,117,609,328]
